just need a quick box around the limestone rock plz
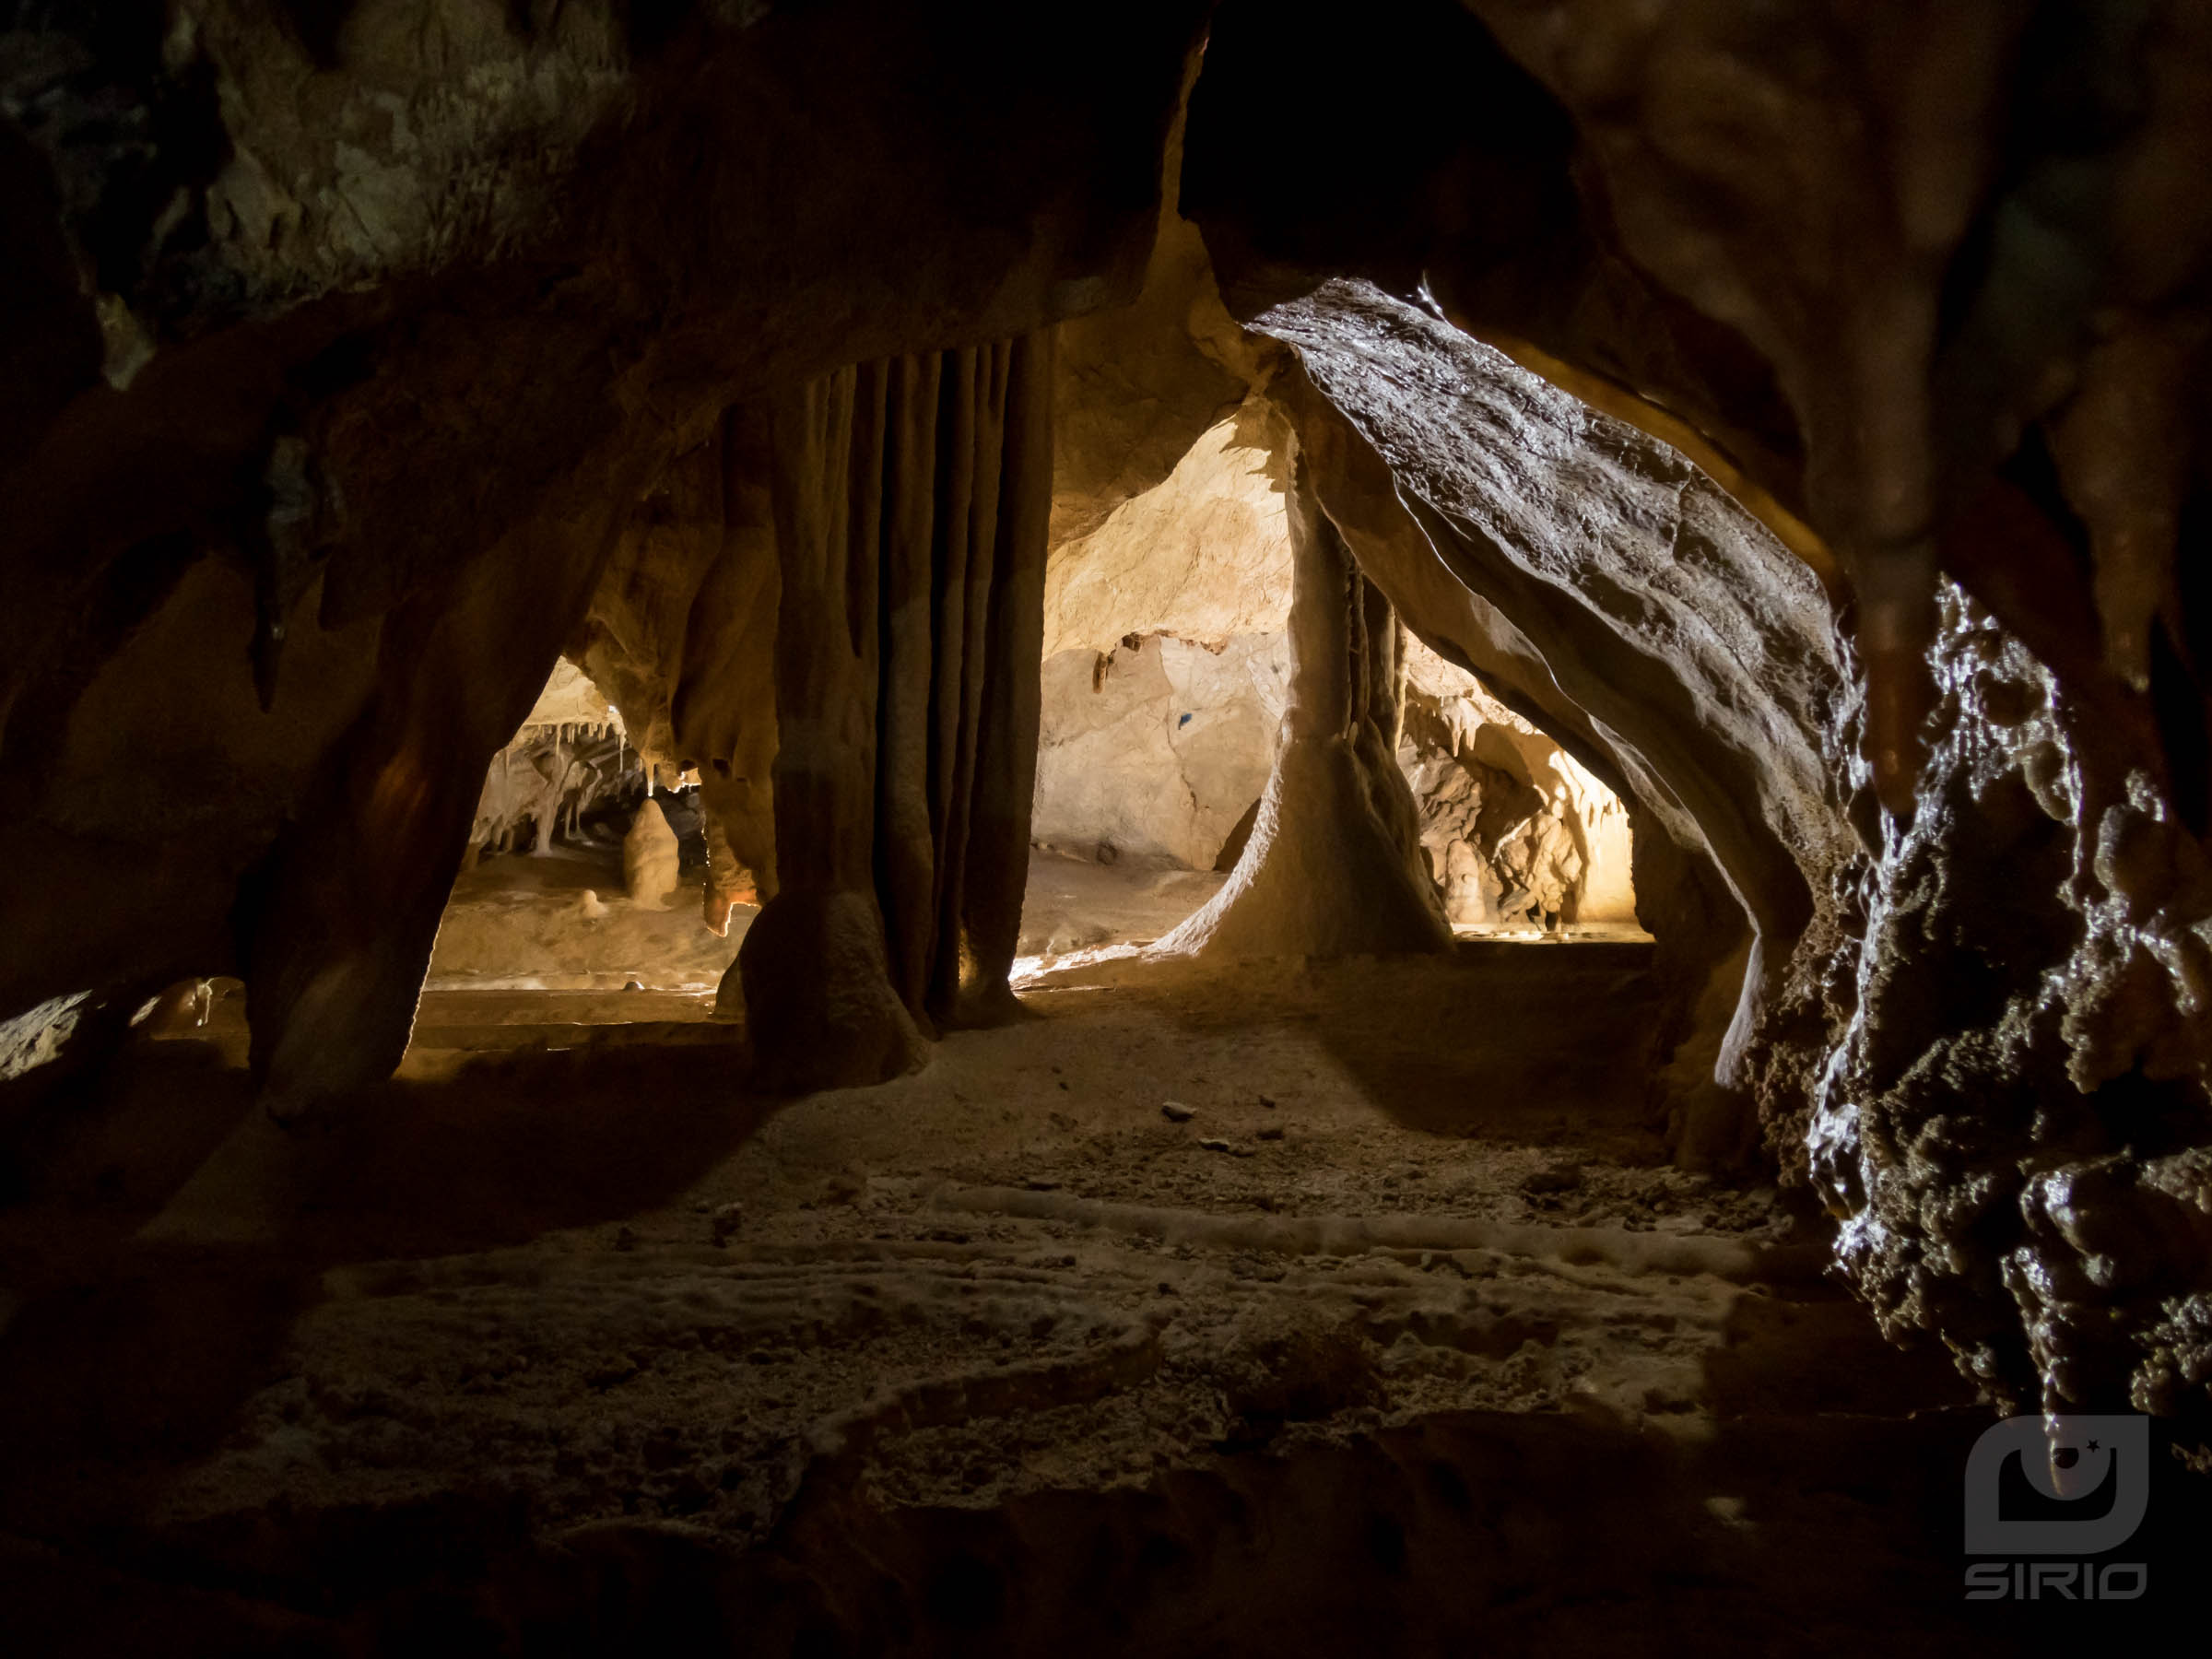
[1033,634,1288,870]
[1808,587,2212,1420]
[1252,279,1852,1130]
[622,799,682,911]
[1157,444,1452,963]
[471,661,635,855]
[1399,637,1635,927]
[1044,406,1291,659]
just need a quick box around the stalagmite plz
[622,798,682,911]
[1153,442,1453,960]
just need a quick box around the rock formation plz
[735,335,1055,1088]
[1400,637,1636,929]
[468,660,636,857]
[4,0,2211,1549]
[621,797,681,910]
[1034,631,1288,871]
[1155,447,1453,961]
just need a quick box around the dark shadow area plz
[1123,948,1671,1159]
[21,1395,2202,1656]
[1305,948,1666,1149]
[0,1030,773,1610]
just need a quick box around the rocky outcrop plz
[1250,280,1852,1130]
[1810,586,2212,1428]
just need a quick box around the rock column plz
[242,503,629,1119]
[1155,441,1453,959]
[735,331,1053,1088]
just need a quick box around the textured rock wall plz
[1034,633,1288,871]
[1248,281,1849,1136]
[1811,586,2212,1428]
[1401,637,1636,928]
[1036,398,1294,871]
[1045,408,1293,660]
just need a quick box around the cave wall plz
[1034,631,1288,872]
[0,0,1210,1111]
[1400,636,1637,929]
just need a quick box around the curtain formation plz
[735,333,1054,1089]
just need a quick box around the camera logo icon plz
[1964,1414,2148,1556]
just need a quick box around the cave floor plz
[0,947,2083,1656]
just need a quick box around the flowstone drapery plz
[737,335,1054,1089]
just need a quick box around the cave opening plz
[433,658,749,998]
[1022,400,1646,986]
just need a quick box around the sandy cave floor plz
[422,847,1215,994]
[1,916,2157,1655]
[425,845,1649,1002]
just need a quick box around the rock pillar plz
[1155,441,1453,959]
[735,331,1053,1088]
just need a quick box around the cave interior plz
[4,1,2212,1653]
